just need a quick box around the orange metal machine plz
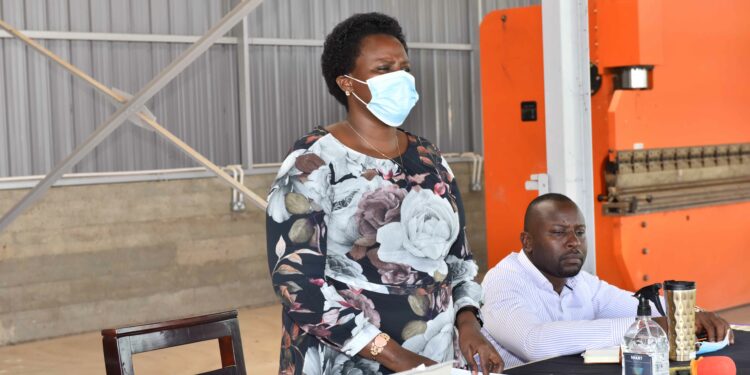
[480,0,750,310]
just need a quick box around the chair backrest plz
[101,310,246,375]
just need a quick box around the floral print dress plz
[266,127,482,374]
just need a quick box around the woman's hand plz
[358,335,436,373]
[456,309,504,375]
[387,345,438,373]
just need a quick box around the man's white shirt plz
[480,250,649,367]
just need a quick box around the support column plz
[236,15,253,170]
[541,0,597,274]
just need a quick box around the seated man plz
[481,193,733,366]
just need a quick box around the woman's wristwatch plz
[370,332,391,357]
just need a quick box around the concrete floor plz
[0,303,748,374]
[0,305,281,375]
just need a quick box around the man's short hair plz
[523,193,577,231]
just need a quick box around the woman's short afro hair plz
[321,12,407,109]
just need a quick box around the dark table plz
[505,330,749,374]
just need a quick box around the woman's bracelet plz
[370,332,390,357]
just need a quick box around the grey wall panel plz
[241,0,534,160]
[245,0,477,164]
[148,1,174,171]
[483,0,541,16]
[25,0,53,174]
[248,46,475,164]
[68,0,97,173]
[0,40,243,175]
[46,1,76,171]
[112,1,136,171]
[246,0,471,43]
[0,0,243,175]
[89,0,116,173]
[2,1,32,176]
[0,0,234,34]
[130,0,157,171]
[407,49,474,154]
[0,37,7,176]
[249,45,341,164]
[0,0,542,177]
[129,44,242,171]
[155,45,241,170]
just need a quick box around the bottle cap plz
[664,280,695,290]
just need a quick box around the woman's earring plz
[345,91,351,96]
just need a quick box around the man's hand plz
[695,311,734,344]
[653,313,733,344]
[456,309,504,375]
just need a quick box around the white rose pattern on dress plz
[402,309,456,363]
[375,189,459,276]
[303,344,382,375]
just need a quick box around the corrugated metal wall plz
[0,0,238,176]
[0,0,538,177]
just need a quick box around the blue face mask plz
[345,70,420,127]
[696,329,732,355]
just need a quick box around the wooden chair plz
[101,310,246,375]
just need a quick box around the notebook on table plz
[582,346,621,364]
[396,361,506,375]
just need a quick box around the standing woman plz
[266,12,503,375]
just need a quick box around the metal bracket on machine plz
[600,143,750,215]
[525,173,549,195]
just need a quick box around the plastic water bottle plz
[622,315,669,375]
[621,284,669,375]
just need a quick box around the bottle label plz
[623,353,653,375]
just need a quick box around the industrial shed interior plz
[0,0,748,374]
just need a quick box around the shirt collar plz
[517,249,580,292]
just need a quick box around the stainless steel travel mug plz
[664,280,697,361]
